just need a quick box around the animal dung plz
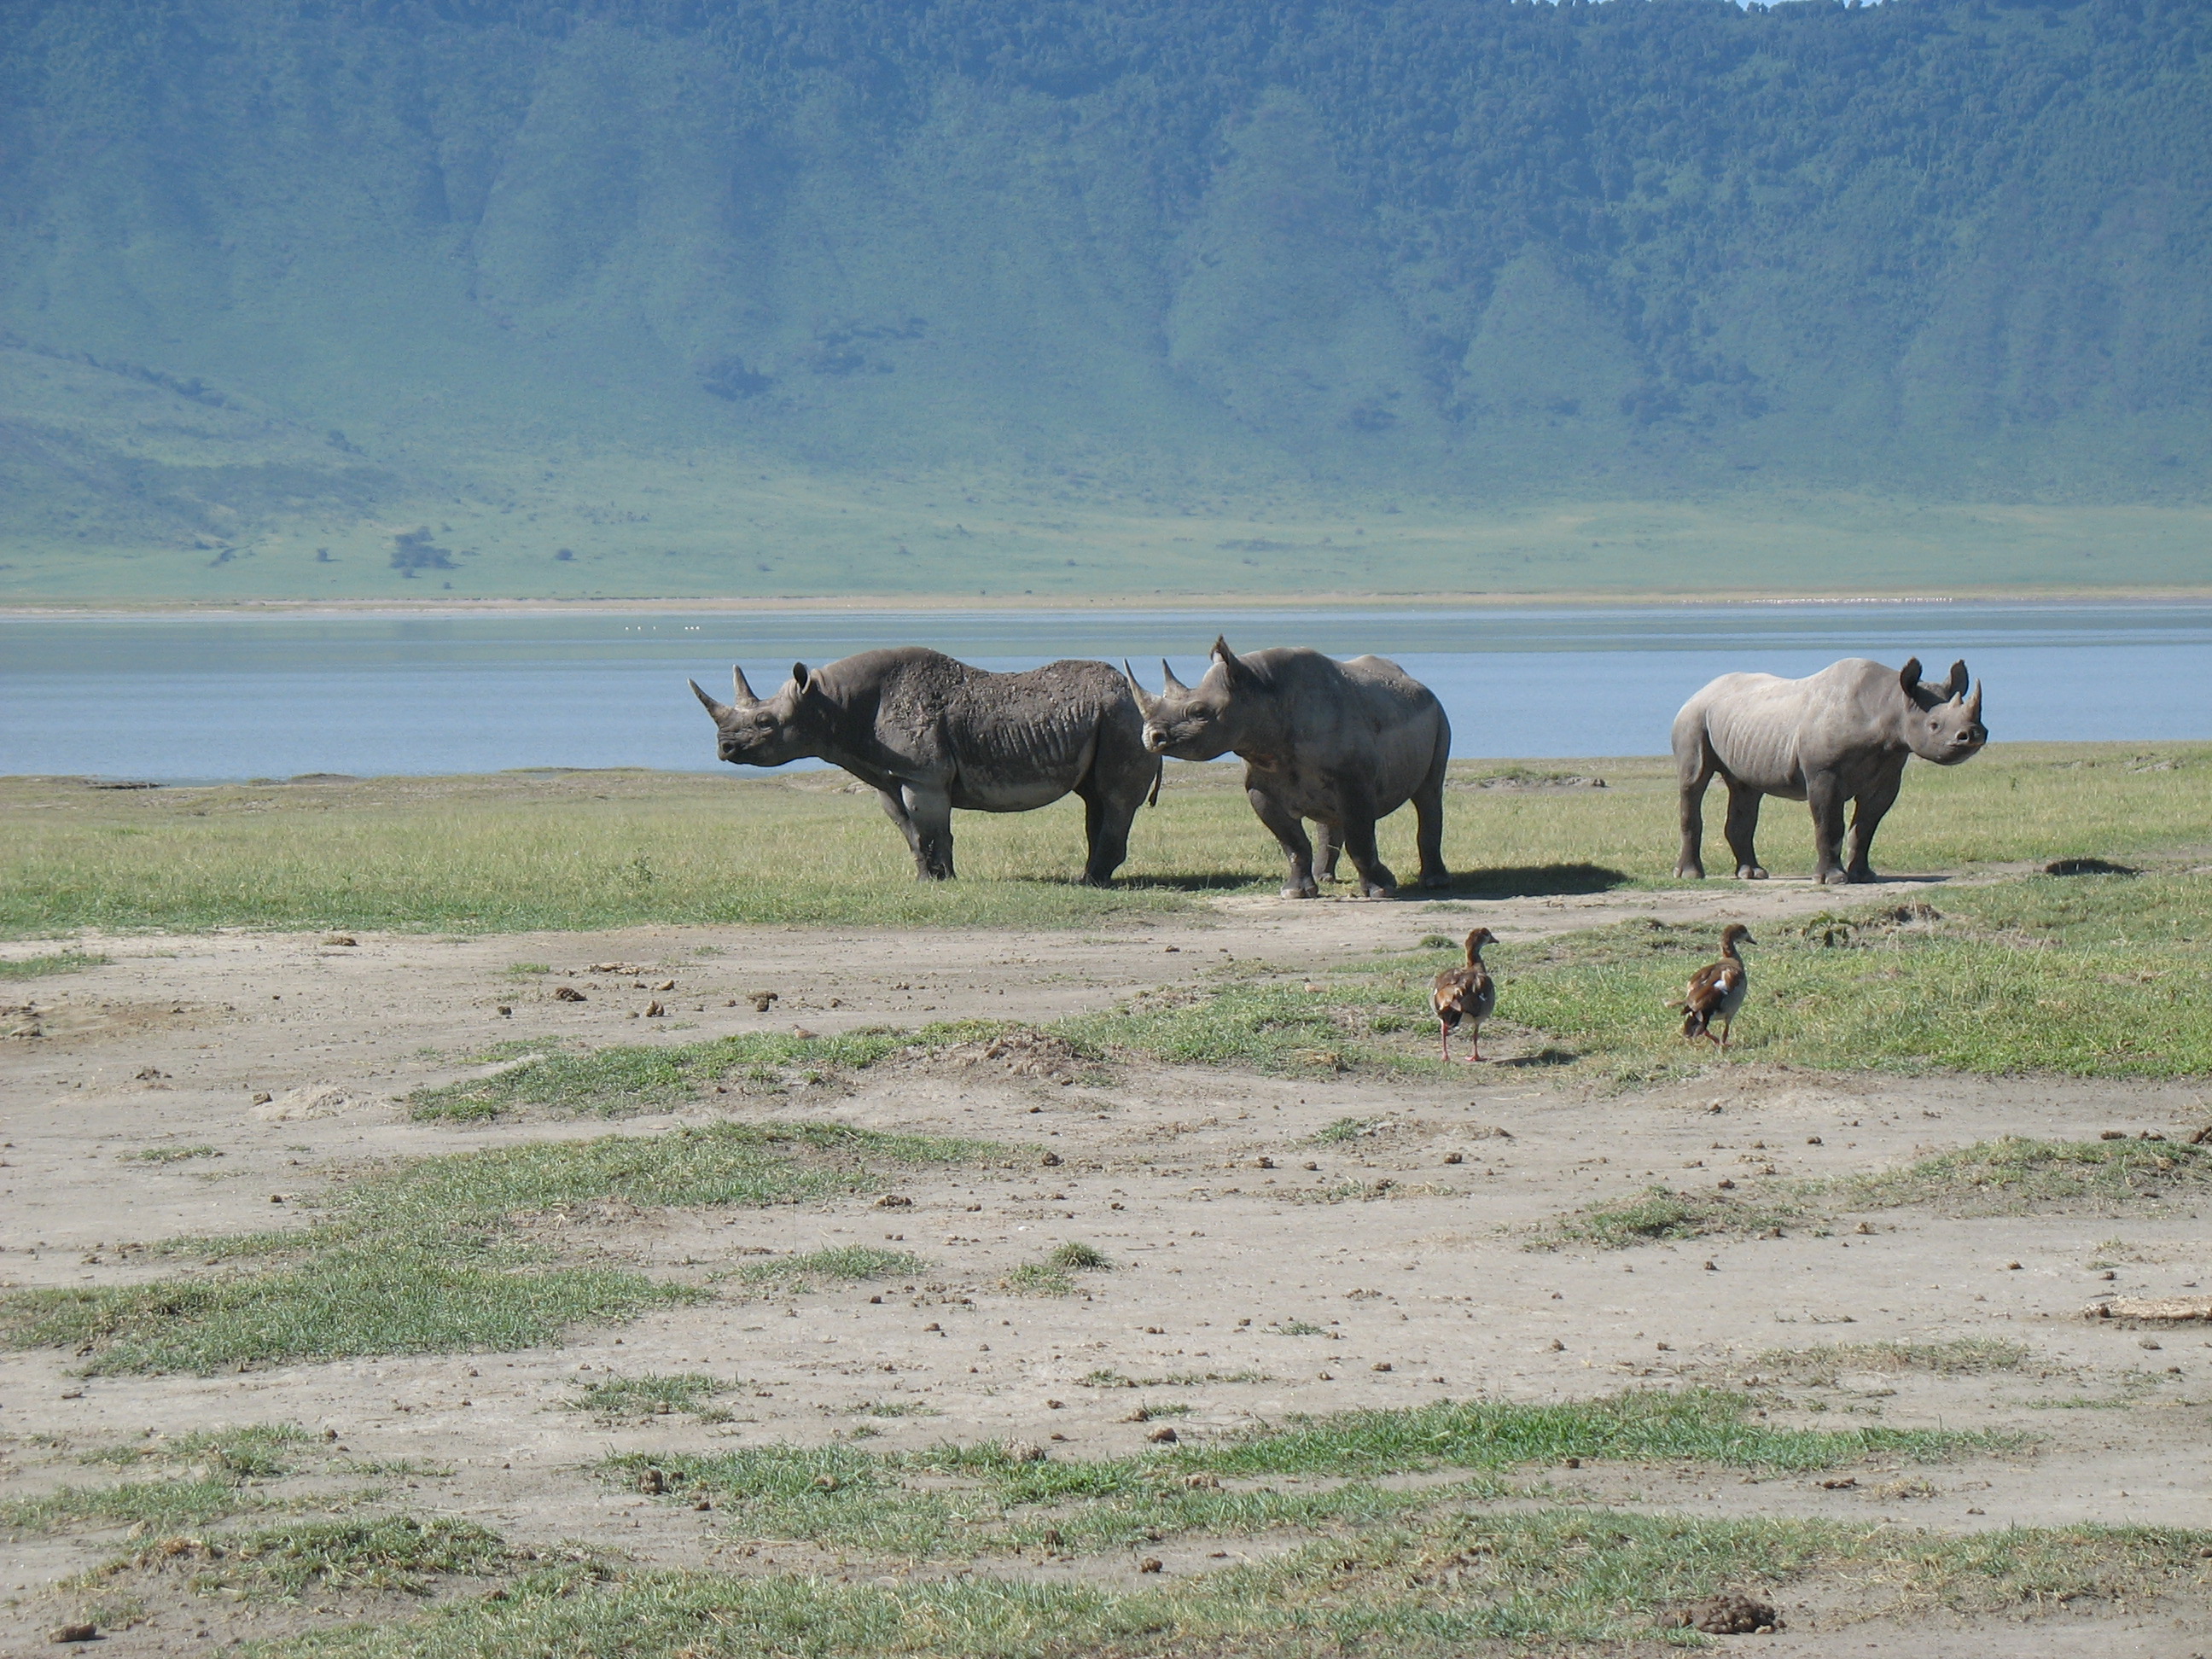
[792,1026,818,1039]
[1146,1424,1179,1443]
[49,1623,99,1644]
[637,1468,667,1494]
[654,979,676,992]
[1371,1361,1393,1372]
[874,1194,913,1208]
[643,1000,667,1017]
[322,934,358,947]
[1138,1557,1163,1574]
[749,991,779,1011]
[1040,1151,1062,1167]
[1005,1441,1048,1463]
[1674,1593,1782,1635]
[553,986,585,1002]
[1442,1151,1464,1165]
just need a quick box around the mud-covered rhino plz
[1132,637,1450,899]
[1673,656,1988,886]
[690,649,1160,884]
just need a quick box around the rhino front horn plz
[1965,681,1983,722]
[690,679,733,720]
[1125,661,1161,717]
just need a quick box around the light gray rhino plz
[1132,637,1450,899]
[1673,656,1988,886]
[690,648,1161,884]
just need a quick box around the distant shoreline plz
[8,585,2212,620]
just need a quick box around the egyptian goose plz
[1679,923,1754,1049]
[1430,928,1498,1062]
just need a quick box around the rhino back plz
[1688,660,1901,794]
[810,651,1134,806]
[1242,648,1447,801]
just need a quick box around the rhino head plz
[1897,657,1988,765]
[689,661,821,767]
[1127,636,1249,760]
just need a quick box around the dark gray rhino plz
[1673,656,1988,886]
[1132,637,1450,899]
[690,649,1161,884]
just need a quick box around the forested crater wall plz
[0,0,2206,573]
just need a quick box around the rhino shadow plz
[1429,863,1631,900]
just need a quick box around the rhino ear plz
[790,661,812,695]
[690,679,733,721]
[1898,657,1924,697]
[1944,659,1969,700]
[1211,636,1244,684]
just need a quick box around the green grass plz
[1082,864,2212,1083]
[79,1423,311,1478]
[410,1027,1001,1121]
[0,1122,994,1373]
[1831,1136,2212,1216]
[3,1477,281,1536]
[1527,1186,1801,1251]
[124,1144,224,1163]
[241,1506,2212,1658]
[1725,1340,2031,1388]
[89,1516,526,1597]
[0,950,108,978]
[737,1246,933,1292]
[1001,1242,1115,1297]
[5,742,2209,937]
[0,1252,696,1377]
[609,1389,2000,1561]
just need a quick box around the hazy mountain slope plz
[0,0,2205,597]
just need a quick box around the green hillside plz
[1,0,2208,599]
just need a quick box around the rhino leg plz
[1806,774,1849,885]
[1313,821,1342,883]
[1076,778,1143,887]
[1843,767,1903,883]
[1338,804,1399,899]
[1412,747,1450,888]
[876,788,926,866]
[901,783,958,881]
[1248,787,1321,899]
[1722,778,1768,880]
[1675,753,1714,879]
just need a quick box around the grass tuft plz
[1529,1185,1802,1251]
[79,1423,311,1478]
[90,1516,525,1597]
[409,1024,1005,1121]
[1833,1137,2210,1215]
[568,1372,736,1421]
[2,1121,994,1372]
[739,1246,932,1292]
[0,950,109,979]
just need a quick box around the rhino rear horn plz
[1944,659,1970,700]
[1158,657,1189,695]
[731,662,759,703]
[1125,661,1161,718]
[690,679,733,720]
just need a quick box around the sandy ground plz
[3,874,2210,1655]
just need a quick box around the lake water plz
[3,602,2208,782]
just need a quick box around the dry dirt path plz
[3,875,2210,1656]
